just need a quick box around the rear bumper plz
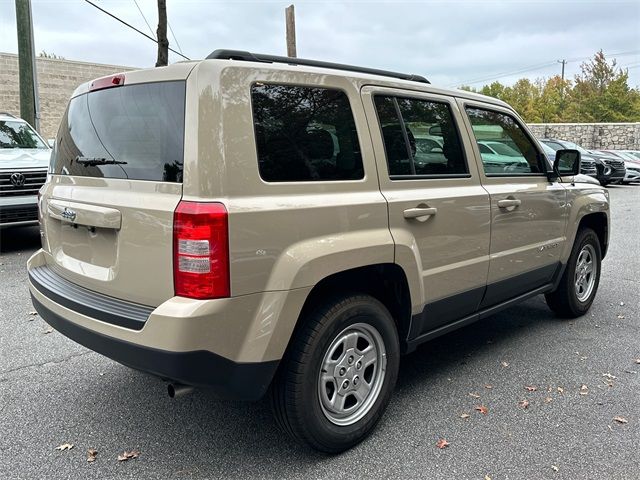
[31,293,278,400]
[27,250,292,401]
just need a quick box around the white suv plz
[0,113,51,227]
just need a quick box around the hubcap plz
[574,244,597,302]
[317,323,387,426]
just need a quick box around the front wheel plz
[270,294,399,453]
[545,228,602,318]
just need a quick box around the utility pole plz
[558,59,567,115]
[15,0,40,131]
[285,4,297,58]
[155,0,168,67]
[558,59,566,83]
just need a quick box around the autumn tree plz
[460,51,640,123]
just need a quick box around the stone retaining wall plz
[528,123,640,150]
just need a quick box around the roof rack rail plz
[0,112,17,118]
[206,49,430,84]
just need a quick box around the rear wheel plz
[270,294,399,453]
[545,228,601,318]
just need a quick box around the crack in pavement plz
[0,351,94,380]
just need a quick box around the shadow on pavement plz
[68,297,561,474]
[0,225,41,254]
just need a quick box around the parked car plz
[28,50,609,453]
[599,150,640,163]
[619,150,640,160]
[622,161,640,184]
[0,112,50,227]
[539,141,598,179]
[540,139,625,186]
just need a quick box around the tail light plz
[173,201,229,299]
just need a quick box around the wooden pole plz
[285,4,296,58]
[15,0,39,130]
[155,0,168,67]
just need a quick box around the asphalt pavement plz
[1,185,639,480]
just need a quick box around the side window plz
[251,84,363,182]
[466,107,544,175]
[374,95,468,177]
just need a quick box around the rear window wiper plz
[75,156,128,166]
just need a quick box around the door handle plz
[497,198,521,209]
[403,206,437,220]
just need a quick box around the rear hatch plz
[41,71,190,307]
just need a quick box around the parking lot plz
[0,185,638,480]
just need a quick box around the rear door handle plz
[403,207,437,220]
[497,198,521,209]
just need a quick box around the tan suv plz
[28,50,609,452]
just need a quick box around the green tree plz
[564,50,639,122]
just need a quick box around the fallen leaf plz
[469,392,481,398]
[624,370,637,375]
[613,416,628,424]
[485,476,492,480]
[87,448,98,463]
[603,373,617,380]
[544,397,553,403]
[620,302,625,306]
[635,359,640,365]
[436,438,450,449]
[44,328,53,334]
[117,449,140,462]
[557,387,564,394]
[525,386,537,392]
[484,385,493,389]
[552,465,559,472]
[55,443,74,451]
[501,361,509,368]
[28,311,37,316]
[617,314,625,319]
[460,413,470,419]
[475,405,489,415]
[579,385,589,395]
[519,399,530,409]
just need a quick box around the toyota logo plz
[10,172,26,187]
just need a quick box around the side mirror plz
[553,149,581,176]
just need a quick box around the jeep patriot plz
[28,50,609,452]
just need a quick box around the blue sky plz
[1,0,639,88]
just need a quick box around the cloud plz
[1,0,638,86]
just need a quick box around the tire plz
[599,179,609,186]
[270,294,400,453]
[545,228,602,318]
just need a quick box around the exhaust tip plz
[167,383,194,398]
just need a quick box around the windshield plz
[51,81,185,182]
[0,120,47,149]
[562,140,590,155]
[540,142,556,156]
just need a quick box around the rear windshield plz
[52,81,185,182]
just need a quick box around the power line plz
[133,0,155,38]
[83,0,190,60]
[451,61,558,87]
[451,50,640,87]
[168,21,183,54]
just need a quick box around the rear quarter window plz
[251,84,364,182]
